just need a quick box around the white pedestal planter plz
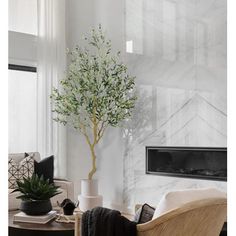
[78,179,103,212]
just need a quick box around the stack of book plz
[13,211,57,224]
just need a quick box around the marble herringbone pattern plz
[123,0,227,209]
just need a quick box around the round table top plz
[9,210,75,231]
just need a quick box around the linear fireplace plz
[146,147,227,181]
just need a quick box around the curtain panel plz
[37,0,67,178]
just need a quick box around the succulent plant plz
[13,174,61,201]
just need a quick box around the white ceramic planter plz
[78,179,103,212]
[81,179,98,196]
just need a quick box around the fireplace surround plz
[146,147,227,181]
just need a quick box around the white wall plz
[65,0,227,211]
[65,0,125,210]
[66,0,94,49]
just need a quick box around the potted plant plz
[50,25,137,211]
[13,174,61,215]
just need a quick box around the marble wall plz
[123,0,227,209]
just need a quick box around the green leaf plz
[13,174,61,201]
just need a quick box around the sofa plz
[8,152,74,211]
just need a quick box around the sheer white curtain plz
[37,0,67,178]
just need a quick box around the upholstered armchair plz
[136,198,226,236]
[75,198,226,236]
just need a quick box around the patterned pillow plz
[8,154,35,189]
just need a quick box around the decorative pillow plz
[8,154,34,189]
[134,203,155,224]
[152,188,227,219]
[33,155,54,184]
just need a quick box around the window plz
[8,70,37,153]
[8,0,38,153]
[9,0,37,67]
[9,0,38,35]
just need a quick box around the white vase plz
[78,179,103,212]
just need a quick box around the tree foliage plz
[50,25,137,179]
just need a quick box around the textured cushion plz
[152,188,227,219]
[8,155,34,189]
[54,179,74,200]
[9,152,40,163]
[134,203,155,223]
[33,155,54,183]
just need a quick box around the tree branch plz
[97,121,105,139]
[96,124,107,144]
[92,108,98,145]
[80,123,92,148]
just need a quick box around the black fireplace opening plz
[146,146,227,181]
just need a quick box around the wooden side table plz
[9,210,75,236]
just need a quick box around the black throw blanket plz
[81,207,137,236]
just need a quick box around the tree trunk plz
[88,145,96,180]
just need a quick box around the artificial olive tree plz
[51,26,136,180]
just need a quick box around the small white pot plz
[78,179,103,212]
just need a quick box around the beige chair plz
[136,198,226,236]
[75,198,226,236]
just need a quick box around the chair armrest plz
[75,212,83,236]
[54,179,74,201]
